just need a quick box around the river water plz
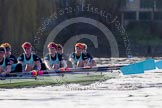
[0,58,162,108]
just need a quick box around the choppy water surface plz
[1,58,162,108]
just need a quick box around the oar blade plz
[120,59,156,75]
[155,60,162,69]
[143,59,156,71]
[120,62,144,75]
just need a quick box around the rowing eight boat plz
[0,59,157,88]
[0,69,120,88]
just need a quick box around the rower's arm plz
[44,60,52,70]
[17,54,24,64]
[2,59,12,74]
[6,65,11,73]
[61,60,67,68]
[18,61,23,64]
[69,57,73,62]
[69,57,78,68]
[1,65,12,75]
[35,61,41,70]
[69,56,75,65]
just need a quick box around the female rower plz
[69,43,88,68]
[1,43,22,72]
[82,43,96,67]
[17,42,42,72]
[0,46,11,76]
[44,42,67,70]
[57,44,63,55]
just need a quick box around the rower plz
[57,44,63,55]
[57,44,69,60]
[57,44,69,67]
[0,46,11,76]
[69,43,88,68]
[17,42,42,72]
[44,42,67,70]
[0,43,22,72]
[82,43,96,67]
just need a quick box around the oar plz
[120,61,144,75]
[13,65,123,75]
[2,65,122,78]
[66,65,123,72]
[120,59,155,75]
[1,59,155,78]
[39,65,121,75]
[155,60,162,69]
[142,58,156,71]
[0,76,36,80]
